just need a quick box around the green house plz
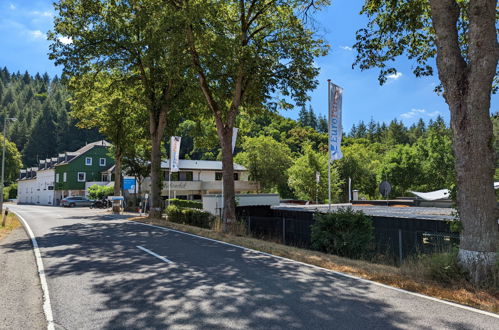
[54,141,114,202]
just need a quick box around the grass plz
[0,212,22,241]
[131,216,499,314]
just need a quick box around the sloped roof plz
[74,140,112,155]
[56,140,112,166]
[160,159,247,171]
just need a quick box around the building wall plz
[36,169,55,205]
[55,146,114,191]
[17,179,37,204]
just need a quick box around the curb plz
[12,210,55,330]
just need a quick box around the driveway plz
[7,204,498,329]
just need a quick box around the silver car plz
[61,196,93,207]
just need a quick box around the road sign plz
[379,181,391,198]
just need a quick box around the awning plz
[410,189,450,201]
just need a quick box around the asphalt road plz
[7,204,499,329]
[0,227,45,330]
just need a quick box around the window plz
[215,172,223,181]
[234,173,239,181]
[56,173,59,183]
[99,158,106,166]
[77,172,86,182]
[85,157,92,166]
[179,171,193,181]
[63,172,67,182]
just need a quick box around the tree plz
[235,135,293,196]
[122,138,151,207]
[0,134,22,184]
[49,0,193,218]
[354,0,498,283]
[183,0,328,224]
[336,141,381,201]
[22,101,58,165]
[69,71,147,213]
[288,145,341,203]
[378,144,422,197]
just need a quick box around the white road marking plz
[12,210,55,330]
[132,221,499,319]
[137,245,173,264]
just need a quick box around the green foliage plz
[167,199,202,210]
[4,183,17,200]
[235,135,293,196]
[0,134,22,184]
[0,68,102,167]
[311,208,374,259]
[287,145,341,203]
[87,184,114,200]
[406,249,467,284]
[165,205,215,229]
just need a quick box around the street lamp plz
[0,117,17,214]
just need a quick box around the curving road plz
[5,204,498,329]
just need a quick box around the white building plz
[141,159,259,200]
[17,168,38,204]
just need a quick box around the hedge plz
[167,198,202,209]
[165,205,214,229]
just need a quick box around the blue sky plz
[1,0,497,132]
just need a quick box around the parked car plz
[61,196,93,207]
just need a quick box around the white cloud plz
[387,72,403,80]
[29,30,45,39]
[340,45,353,51]
[9,4,16,10]
[30,10,53,17]
[58,36,73,45]
[400,108,441,119]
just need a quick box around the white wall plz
[17,179,38,204]
[202,193,280,216]
[36,169,55,205]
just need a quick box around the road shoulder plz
[0,227,46,330]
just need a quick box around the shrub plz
[167,198,202,209]
[165,205,214,229]
[311,207,373,259]
[87,184,114,200]
[402,248,467,284]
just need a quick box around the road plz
[7,204,499,329]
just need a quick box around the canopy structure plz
[410,189,450,201]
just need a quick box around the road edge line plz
[131,220,499,319]
[12,210,55,330]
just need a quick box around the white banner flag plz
[329,83,343,160]
[170,136,181,172]
[232,127,238,154]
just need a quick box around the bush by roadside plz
[311,207,374,259]
[165,205,214,229]
[167,198,202,209]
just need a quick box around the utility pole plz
[0,116,16,214]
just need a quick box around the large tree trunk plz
[113,149,122,214]
[429,0,499,284]
[149,131,163,218]
[218,125,236,227]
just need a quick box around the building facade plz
[141,159,258,201]
[17,141,114,205]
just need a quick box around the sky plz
[0,0,497,132]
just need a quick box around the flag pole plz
[327,79,332,212]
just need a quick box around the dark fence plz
[236,206,459,263]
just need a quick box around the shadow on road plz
[3,219,480,329]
